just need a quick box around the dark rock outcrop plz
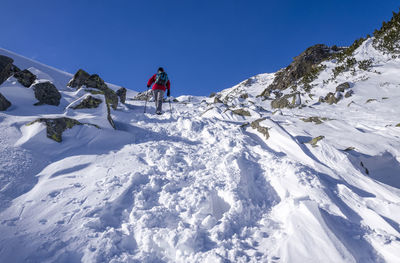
[68,70,118,110]
[32,82,61,106]
[14,69,37,87]
[67,69,90,88]
[262,44,333,96]
[250,118,269,139]
[271,93,300,109]
[307,136,325,147]
[319,92,341,105]
[231,108,251,116]
[301,116,328,125]
[335,82,351,92]
[0,55,14,85]
[133,90,153,101]
[116,87,127,104]
[0,92,11,111]
[344,90,354,98]
[72,95,102,109]
[27,117,83,142]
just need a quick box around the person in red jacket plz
[147,67,171,115]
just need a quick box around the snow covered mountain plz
[1,12,400,263]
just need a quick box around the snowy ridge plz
[1,38,400,263]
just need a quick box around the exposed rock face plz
[72,95,102,109]
[264,44,332,95]
[106,103,115,129]
[32,82,61,106]
[271,93,300,109]
[231,108,251,116]
[14,69,37,87]
[344,90,354,98]
[133,90,153,101]
[116,87,127,104]
[0,55,14,85]
[67,69,90,88]
[335,82,351,92]
[27,117,82,142]
[307,135,325,147]
[68,70,118,110]
[0,92,11,111]
[250,118,269,139]
[320,92,341,105]
[301,116,329,125]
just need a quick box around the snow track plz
[1,46,400,262]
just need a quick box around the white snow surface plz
[1,42,400,263]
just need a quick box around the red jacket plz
[147,74,171,91]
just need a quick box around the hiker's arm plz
[147,74,156,87]
[166,80,170,90]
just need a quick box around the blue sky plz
[0,0,399,96]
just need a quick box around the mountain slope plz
[1,21,400,263]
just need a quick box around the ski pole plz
[144,87,150,113]
[169,97,172,114]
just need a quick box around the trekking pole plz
[169,97,172,114]
[144,87,150,113]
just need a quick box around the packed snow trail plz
[1,45,400,262]
[0,96,399,262]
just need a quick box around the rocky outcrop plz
[0,92,11,111]
[271,93,300,109]
[261,44,333,97]
[0,55,14,85]
[231,108,251,116]
[250,118,269,139]
[27,117,83,142]
[68,70,118,110]
[344,90,354,98]
[14,69,37,87]
[335,82,351,92]
[116,87,127,104]
[307,135,325,147]
[301,116,331,125]
[67,69,90,88]
[319,92,341,105]
[32,82,61,106]
[133,90,153,101]
[72,95,103,109]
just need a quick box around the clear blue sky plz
[0,0,399,96]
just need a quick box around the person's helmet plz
[158,67,164,73]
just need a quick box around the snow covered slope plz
[1,34,400,263]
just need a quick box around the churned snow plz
[0,41,400,263]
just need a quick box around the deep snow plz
[0,40,400,263]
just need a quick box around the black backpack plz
[155,72,168,86]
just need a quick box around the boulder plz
[322,92,341,105]
[27,117,83,142]
[68,70,118,109]
[271,93,299,109]
[32,82,61,106]
[72,95,103,109]
[116,87,127,104]
[0,55,14,85]
[307,135,325,147]
[67,69,90,88]
[231,108,251,116]
[301,116,327,125]
[250,118,269,139]
[335,82,351,92]
[133,90,152,101]
[14,69,37,87]
[85,74,108,91]
[263,44,333,96]
[344,90,354,98]
[0,92,11,111]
